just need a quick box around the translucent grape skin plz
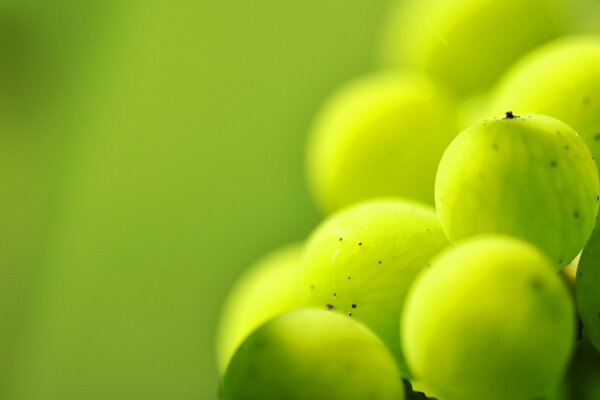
[436,113,600,269]
[402,235,575,400]
[489,36,600,168]
[215,244,304,375]
[576,225,600,354]
[378,0,561,97]
[300,199,449,377]
[221,309,405,400]
[306,72,457,214]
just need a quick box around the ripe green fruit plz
[565,336,600,399]
[216,244,303,375]
[436,113,600,269]
[300,199,449,376]
[490,36,600,166]
[379,0,560,97]
[402,235,575,400]
[576,225,600,353]
[221,309,405,400]
[306,72,457,213]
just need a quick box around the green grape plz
[489,36,600,166]
[221,308,405,400]
[378,0,561,97]
[436,113,600,269]
[300,199,449,376]
[402,235,575,400]
[565,336,600,399]
[306,72,458,213]
[216,243,304,375]
[576,225,600,353]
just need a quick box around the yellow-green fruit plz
[300,199,449,376]
[576,225,600,353]
[436,113,600,269]
[379,0,561,97]
[216,244,303,375]
[402,235,575,400]
[221,309,405,400]
[490,36,600,166]
[306,72,457,213]
[566,336,600,399]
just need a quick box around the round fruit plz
[379,0,561,96]
[306,72,457,213]
[489,36,600,166]
[221,309,405,400]
[402,235,575,400]
[436,113,600,269]
[216,243,304,375]
[576,225,600,353]
[300,199,449,376]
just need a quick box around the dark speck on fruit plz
[339,237,343,241]
[594,134,600,141]
[351,304,357,309]
[492,143,499,150]
[347,276,351,280]
[504,111,516,119]
[574,211,579,218]
[358,242,362,246]
[378,260,382,264]
[348,312,352,317]
[333,292,336,296]
[596,195,599,201]
[325,303,334,310]
[578,272,582,277]
[564,144,569,150]
[550,160,557,168]
[559,259,563,264]
[530,276,544,290]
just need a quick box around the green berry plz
[490,36,600,168]
[300,199,449,376]
[379,0,561,96]
[306,72,457,213]
[436,113,600,268]
[402,235,575,400]
[576,225,600,354]
[216,244,304,375]
[221,309,405,400]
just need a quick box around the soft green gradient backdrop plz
[0,1,388,399]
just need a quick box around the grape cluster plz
[216,1,600,399]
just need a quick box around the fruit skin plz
[436,113,600,269]
[402,235,575,400]
[576,225,600,353]
[221,308,405,400]
[378,0,561,97]
[564,335,600,399]
[215,243,304,375]
[306,71,457,213]
[489,36,600,168]
[300,199,449,377]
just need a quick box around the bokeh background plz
[0,1,390,399]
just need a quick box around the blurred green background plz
[0,1,388,398]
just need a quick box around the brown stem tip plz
[503,111,517,119]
